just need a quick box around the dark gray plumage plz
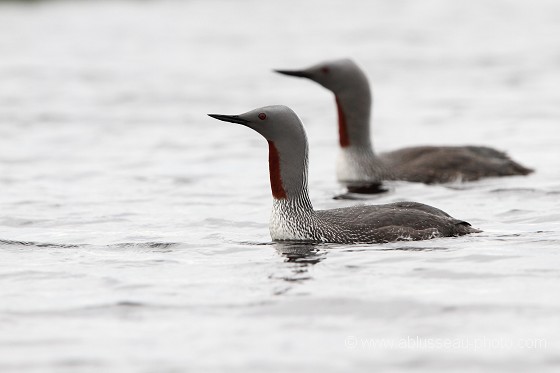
[382,145,533,184]
[313,202,477,243]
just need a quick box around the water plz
[1,0,560,371]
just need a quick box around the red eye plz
[321,66,330,74]
[258,113,267,120]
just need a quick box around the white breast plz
[269,199,315,241]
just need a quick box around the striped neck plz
[266,137,315,241]
[267,139,313,207]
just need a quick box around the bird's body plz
[275,59,533,189]
[271,199,476,244]
[381,145,533,184]
[209,105,480,244]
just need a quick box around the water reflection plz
[273,242,327,265]
[270,242,327,294]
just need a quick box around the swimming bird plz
[275,59,533,191]
[208,105,480,244]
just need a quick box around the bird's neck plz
[268,139,317,241]
[267,140,314,213]
[268,141,288,199]
[335,85,373,151]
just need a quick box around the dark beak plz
[274,69,311,78]
[208,114,250,126]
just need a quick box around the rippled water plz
[1,0,560,371]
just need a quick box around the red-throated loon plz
[275,59,533,193]
[208,105,480,244]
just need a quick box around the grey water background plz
[1,0,560,371]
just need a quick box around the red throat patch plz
[335,96,350,147]
[268,141,287,199]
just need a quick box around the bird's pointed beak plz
[274,69,311,78]
[208,114,250,126]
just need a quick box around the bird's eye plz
[258,113,267,120]
[321,66,330,74]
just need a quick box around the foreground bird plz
[276,59,533,192]
[208,105,480,244]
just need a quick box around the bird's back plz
[314,201,479,243]
[380,145,533,183]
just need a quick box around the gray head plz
[208,105,311,201]
[275,58,370,97]
[276,59,373,150]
